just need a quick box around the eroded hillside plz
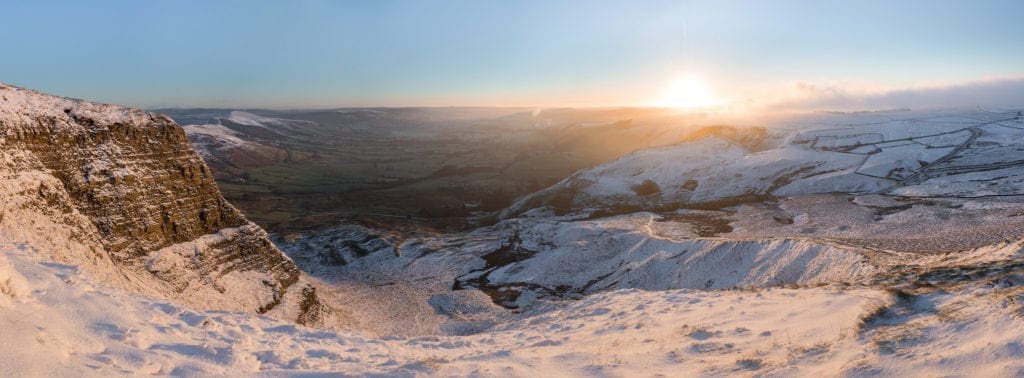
[0,83,328,324]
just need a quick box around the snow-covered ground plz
[182,123,254,156]
[503,110,1024,218]
[6,104,1024,375]
[5,239,1024,376]
[266,108,1024,375]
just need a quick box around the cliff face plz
[0,83,312,319]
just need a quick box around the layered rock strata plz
[0,83,318,321]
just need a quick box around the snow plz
[913,129,972,147]
[0,147,115,280]
[141,225,281,311]
[856,144,952,179]
[225,111,311,129]
[0,83,162,134]
[5,86,1024,375]
[501,132,890,217]
[0,247,894,375]
[503,109,1024,219]
[482,214,876,296]
[182,123,252,150]
[574,136,751,202]
[0,253,31,302]
[893,165,1024,197]
[4,245,1024,376]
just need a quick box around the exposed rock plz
[0,83,319,321]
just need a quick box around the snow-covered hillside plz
[502,110,1024,218]
[269,107,1024,374]
[7,240,1024,376]
[273,109,1024,310]
[5,82,1024,376]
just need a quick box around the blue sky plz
[2,0,1023,108]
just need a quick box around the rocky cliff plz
[0,83,324,322]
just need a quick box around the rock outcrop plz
[0,83,321,322]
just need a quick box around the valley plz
[166,107,742,232]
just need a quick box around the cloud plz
[765,76,1024,111]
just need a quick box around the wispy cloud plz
[763,76,1024,111]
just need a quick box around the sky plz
[1,0,1023,109]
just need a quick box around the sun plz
[657,75,724,109]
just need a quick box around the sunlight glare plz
[657,75,724,109]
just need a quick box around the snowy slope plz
[270,108,1024,333]
[4,241,1024,376]
[502,110,1024,218]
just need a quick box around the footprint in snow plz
[689,329,717,340]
